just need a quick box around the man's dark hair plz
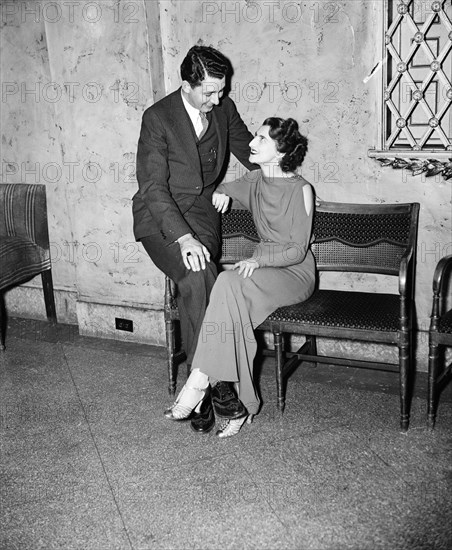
[180,46,231,87]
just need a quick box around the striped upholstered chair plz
[0,184,57,349]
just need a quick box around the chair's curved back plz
[312,202,419,275]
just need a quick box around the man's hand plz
[212,192,230,213]
[233,258,259,278]
[177,234,211,271]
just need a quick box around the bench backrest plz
[220,208,260,264]
[312,201,419,275]
[221,202,419,276]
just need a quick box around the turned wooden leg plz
[427,338,439,429]
[274,330,285,414]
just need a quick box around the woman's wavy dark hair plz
[262,117,308,172]
[180,46,231,87]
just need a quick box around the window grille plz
[369,0,452,160]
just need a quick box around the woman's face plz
[249,125,281,166]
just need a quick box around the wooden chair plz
[0,184,57,349]
[427,255,452,429]
[165,202,420,431]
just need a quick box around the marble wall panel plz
[157,0,451,350]
[1,0,450,358]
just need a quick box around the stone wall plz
[1,1,450,370]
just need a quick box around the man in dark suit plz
[132,45,257,432]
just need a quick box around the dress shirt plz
[181,90,205,137]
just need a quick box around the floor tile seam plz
[346,426,425,489]
[58,342,136,550]
[154,449,244,474]
[243,421,413,486]
[288,377,433,403]
[0,344,104,434]
[261,503,313,548]
[197,449,303,546]
[239,422,356,482]
[60,340,164,358]
[343,426,393,464]
[249,420,353,448]
[233,456,310,548]
[6,332,163,359]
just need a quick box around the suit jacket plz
[132,88,256,242]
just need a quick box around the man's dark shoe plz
[190,389,215,434]
[211,381,247,419]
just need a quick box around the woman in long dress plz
[165,117,316,437]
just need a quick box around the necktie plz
[198,112,209,139]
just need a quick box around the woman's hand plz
[233,259,260,278]
[212,192,231,213]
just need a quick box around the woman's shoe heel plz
[216,414,248,438]
[164,384,206,420]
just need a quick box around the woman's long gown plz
[191,169,316,415]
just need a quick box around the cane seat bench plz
[164,201,420,431]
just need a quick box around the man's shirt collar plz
[181,89,200,129]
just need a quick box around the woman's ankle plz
[187,368,209,389]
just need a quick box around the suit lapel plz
[168,90,201,175]
[210,108,226,178]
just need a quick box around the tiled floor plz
[1,317,451,550]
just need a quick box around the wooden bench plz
[165,201,420,431]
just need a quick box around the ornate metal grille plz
[383,0,452,153]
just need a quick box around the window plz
[369,0,452,160]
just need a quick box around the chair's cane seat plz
[438,309,452,334]
[267,290,400,332]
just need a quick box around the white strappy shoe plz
[164,384,207,420]
[164,368,209,420]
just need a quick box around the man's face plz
[182,75,226,112]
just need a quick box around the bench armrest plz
[398,246,415,297]
[432,255,452,296]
